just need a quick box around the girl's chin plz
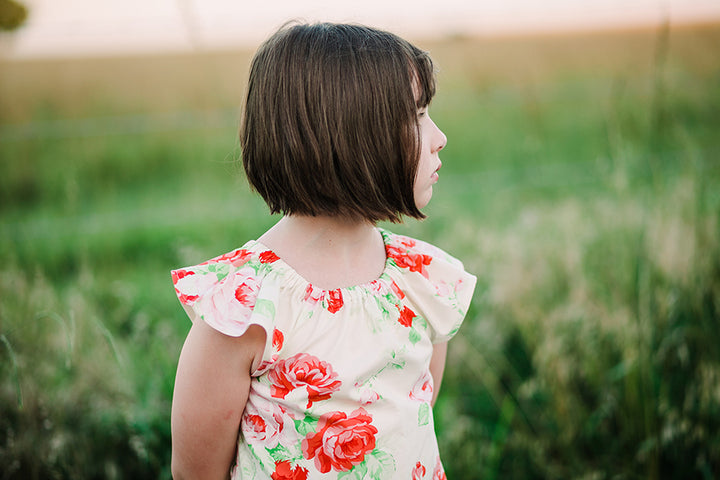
[414,190,433,210]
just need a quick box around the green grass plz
[1,25,719,479]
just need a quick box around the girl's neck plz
[264,214,375,243]
[257,215,387,290]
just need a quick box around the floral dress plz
[172,228,476,479]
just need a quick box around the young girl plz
[170,22,476,480]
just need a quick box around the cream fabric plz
[172,228,476,479]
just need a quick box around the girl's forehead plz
[413,80,430,108]
[412,75,423,106]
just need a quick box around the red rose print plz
[244,413,272,442]
[253,330,284,376]
[271,461,309,480]
[272,328,284,351]
[177,292,198,304]
[326,289,344,314]
[171,269,199,304]
[398,305,416,328]
[386,245,432,278]
[413,461,427,480]
[259,250,280,263]
[198,248,252,266]
[301,408,378,473]
[235,279,259,308]
[172,269,194,283]
[220,248,252,266]
[269,353,342,409]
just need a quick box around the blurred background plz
[1,1,719,478]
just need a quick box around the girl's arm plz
[171,320,265,480]
[429,341,448,406]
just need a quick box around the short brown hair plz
[240,22,436,223]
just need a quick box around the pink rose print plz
[386,244,432,278]
[390,280,405,300]
[398,305,416,328]
[269,353,342,409]
[413,461,427,480]
[259,250,280,263]
[433,457,447,480]
[326,289,344,314]
[369,280,384,294]
[271,461,309,480]
[242,402,296,449]
[301,408,378,473]
[410,371,434,403]
[304,284,322,306]
[354,380,380,405]
[303,286,344,314]
[360,389,380,406]
[397,236,417,249]
[171,269,199,304]
[176,266,259,334]
[434,281,453,298]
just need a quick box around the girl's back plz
[170,22,476,480]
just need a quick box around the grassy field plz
[1,22,719,479]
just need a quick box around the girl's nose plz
[433,121,447,153]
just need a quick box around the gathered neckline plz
[250,228,395,294]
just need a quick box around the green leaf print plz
[383,291,399,305]
[374,449,396,470]
[254,298,276,320]
[374,296,393,323]
[418,402,430,426]
[408,327,422,345]
[366,449,397,478]
[389,348,406,370]
[414,315,428,331]
[248,443,276,472]
[294,415,319,437]
[267,444,293,463]
[337,459,368,480]
[207,262,230,277]
[239,459,257,478]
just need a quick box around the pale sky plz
[3,0,720,58]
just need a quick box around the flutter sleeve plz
[171,246,280,373]
[386,234,477,344]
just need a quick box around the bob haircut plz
[240,22,436,223]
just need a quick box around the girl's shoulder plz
[378,228,476,343]
[170,230,477,345]
[172,240,277,299]
[171,240,284,337]
[379,228,467,275]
